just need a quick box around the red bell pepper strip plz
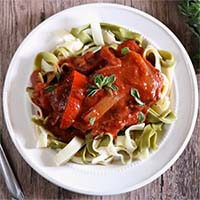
[60,70,88,129]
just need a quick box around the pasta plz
[27,22,176,165]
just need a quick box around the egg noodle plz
[27,22,176,166]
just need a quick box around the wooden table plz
[0,0,199,199]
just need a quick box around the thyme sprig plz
[87,74,118,96]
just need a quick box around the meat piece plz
[31,70,42,87]
[32,83,51,111]
[121,51,163,103]
[100,46,121,66]
[59,51,105,75]
[116,40,143,56]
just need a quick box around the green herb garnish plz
[179,0,200,39]
[121,47,130,55]
[179,0,200,73]
[89,117,96,126]
[87,74,118,96]
[44,85,55,93]
[138,112,145,123]
[130,88,145,106]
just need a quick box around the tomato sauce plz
[30,40,163,142]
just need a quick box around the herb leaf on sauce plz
[130,88,145,106]
[44,85,55,93]
[87,74,118,96]
[138,112,145,123]
[121,47,130,55]
[89,117,96,126]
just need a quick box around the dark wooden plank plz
[0,0,199,199]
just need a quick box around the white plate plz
[3,3,198,195]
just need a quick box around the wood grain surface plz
[0,0,199,199]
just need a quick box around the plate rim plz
[3,3,199,195]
